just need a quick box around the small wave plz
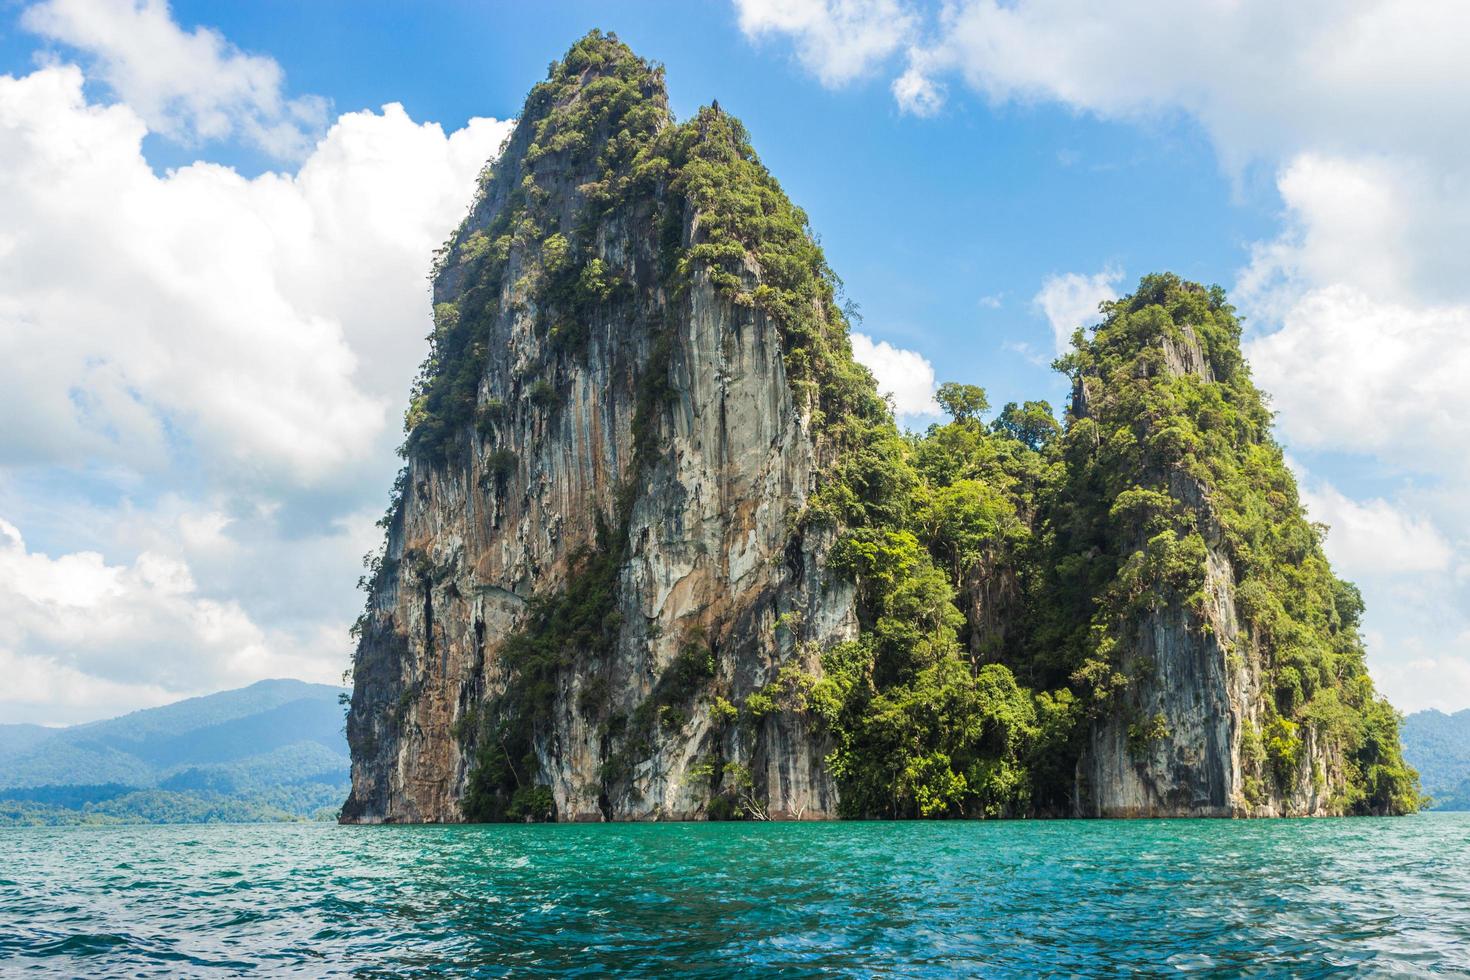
[26,932,133,957]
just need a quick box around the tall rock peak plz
[1045,274,1417,816]
[343,30,873,822]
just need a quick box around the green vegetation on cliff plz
[368,32,1419,821]
[406,31,879,470]
[749,274,1418,817]
[1034,276,1419,814]
[403,31,669,464]
[809,398,1072,818]
[429,33,891,820]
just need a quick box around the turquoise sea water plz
[2,814,1468,977]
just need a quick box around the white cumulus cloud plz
[892,63,943,116]
[886,0,1470,171]
[0,4,513,723]
[1298,479,1453,578]
[0,517,297,724]
[0,63,511,494]
[1373,653,1470,717]
[1246,285,1470,470]
[850,331,940,419]
[23,0,329,158]
[734,0,918,86]
[1034,267,1120,353]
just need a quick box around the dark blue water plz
[1,814,1467,976]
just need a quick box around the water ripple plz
[0,815,1467,976]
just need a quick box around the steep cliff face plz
[343,34,866,823]
[344,34,1418,823]
[1052,280,1409,817]
[1073,440,1343,818]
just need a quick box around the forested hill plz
[0,679,348,825]
[343,31,1420,823]
[1402,709,1470,810]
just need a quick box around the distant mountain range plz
[3,680,1461,823]
[1402,708,1470,811]
[0,679,348,825]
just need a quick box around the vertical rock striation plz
[343,33,862,823]
[1054,281,1408,817]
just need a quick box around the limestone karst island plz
[341,32,1420,824]
[13,5,1470,976]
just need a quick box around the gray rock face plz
[341,107,853,823]
[1074,325,1342,818]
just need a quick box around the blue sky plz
[0,0,1466,723]
[0,0,1273,409]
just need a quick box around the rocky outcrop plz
[1073,320,1344,817]
[342,39,853,824]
